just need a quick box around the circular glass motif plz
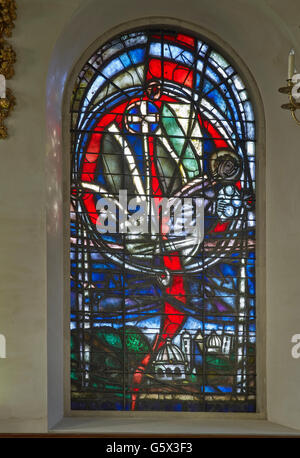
[71,31,255,277]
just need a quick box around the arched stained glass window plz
[70,28,256,412]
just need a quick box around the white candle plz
[0,74,5,99]
[288,49,295,80]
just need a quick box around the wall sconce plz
[279,49,300,126]
[0,0,17,139]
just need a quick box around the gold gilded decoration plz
[0,0,16,139]
[0,41,16,78]
[0,0,16,37]
[0,88,15,138]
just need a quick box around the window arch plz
[69,28,256,412]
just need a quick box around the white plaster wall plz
[0,0,300,433]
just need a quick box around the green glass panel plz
[161,104,199,179]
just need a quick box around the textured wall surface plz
[0,0,300,433]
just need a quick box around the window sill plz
[51,414,300,436]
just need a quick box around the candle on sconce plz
[288,49,295,80]
[0,75,6,99]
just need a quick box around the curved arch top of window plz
[69,28,256,412]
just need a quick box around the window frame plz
[62,18,266,419]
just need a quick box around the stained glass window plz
[70,29,256,412]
